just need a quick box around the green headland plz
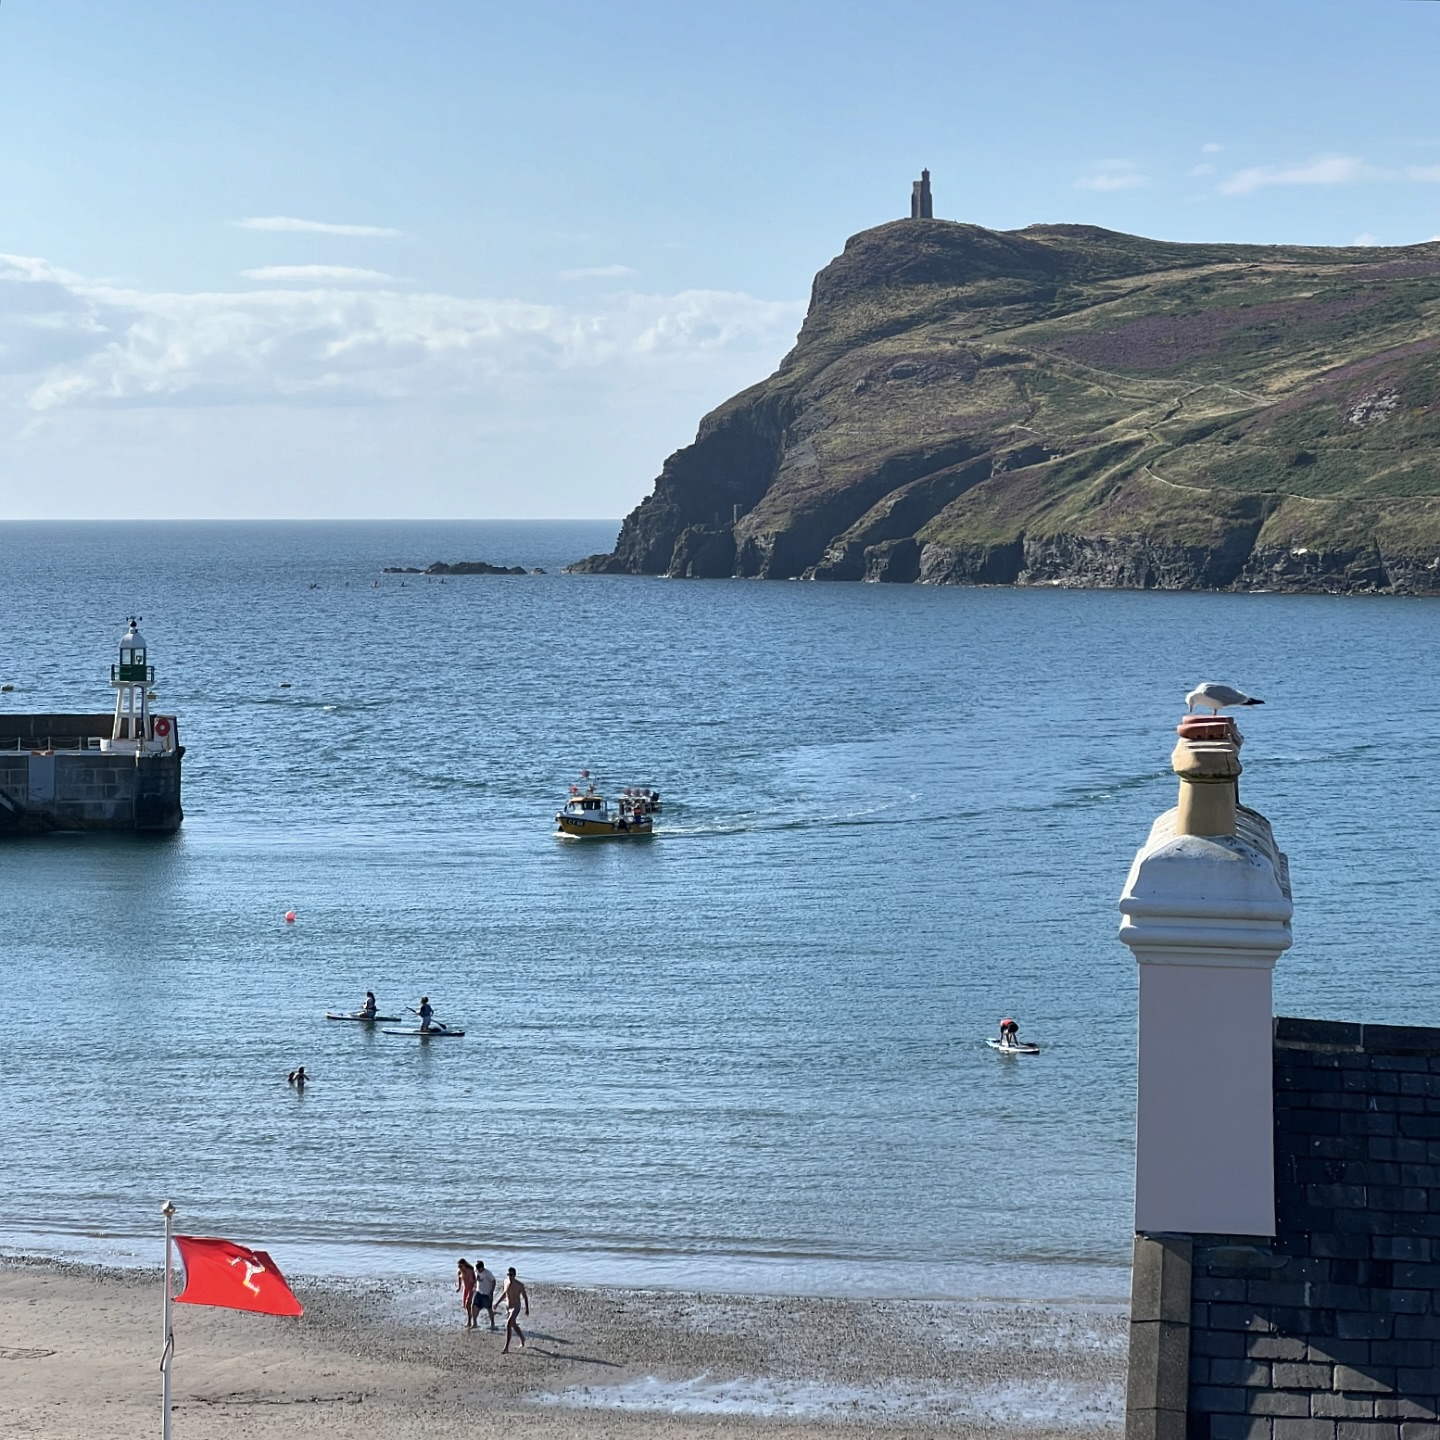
[573,219,1440,592]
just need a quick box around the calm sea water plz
[2,520,1439,1300]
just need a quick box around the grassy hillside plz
[574,221,1440,591]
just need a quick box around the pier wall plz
[1128,1017,1440,1440]
[0,714,183,833]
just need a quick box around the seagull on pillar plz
[1185,682,1265,714]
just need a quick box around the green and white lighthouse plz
[109,617,156,750]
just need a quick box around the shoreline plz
[0,1229,1132,1306]
[1,1255,1127,1437]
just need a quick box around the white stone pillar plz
[1118,716,1292,1237]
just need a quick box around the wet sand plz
[0,1257,1125,1437]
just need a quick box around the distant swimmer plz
[360,991,378,1019]
[998,1018,1020,1051]
[288,1066,308,1088]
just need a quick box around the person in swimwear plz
[455,1258,476,1327]
[418,996,435,1033]
[360,991,378,1019]
[472,1260,497,1331]
[498,1267,529,1352]
[287,1066,308,1087]
[998,1018,1020,1050]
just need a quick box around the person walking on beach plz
[498,1267,529,1352]
[455,1259,476,1327]
[472,1261,497,1331]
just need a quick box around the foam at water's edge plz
[532,1375,1125,1426]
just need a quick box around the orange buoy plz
[284,910,297,924]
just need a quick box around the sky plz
[2,0,1440,520]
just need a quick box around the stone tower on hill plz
[910,169,932,219]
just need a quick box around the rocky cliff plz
[571,220,1440,592]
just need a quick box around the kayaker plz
[360,991,378,1019]
[998,1018,1020,1050]
[418,996,436,1033]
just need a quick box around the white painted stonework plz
[1119,806,1293,1237]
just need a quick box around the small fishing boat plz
[556,776,655,839]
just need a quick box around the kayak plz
[987,1038,1041,1055]
[326,1011,401,1022]
[381,1026,466,1038]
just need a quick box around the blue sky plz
[2,0,1439,519]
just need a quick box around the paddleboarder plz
[998,1018,1021,1051]
[418,996,436,1033]
[360,991,378,1019]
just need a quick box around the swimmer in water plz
[288,1066,308,1087]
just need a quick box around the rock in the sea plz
[383,561,529,576]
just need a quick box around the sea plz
[2,519,1439,1303]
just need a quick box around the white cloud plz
[1352,233,1380,247]
[1219,154,1377,195]
[1189,163,1216,178]
[1406,165,1440,183]
[241,265,402,284]
[558,264,638,281]
[0,251,804,412]
[234,217,406,238]
[1202,142,1224,155]
[1075,160,1147,192]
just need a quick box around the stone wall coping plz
[1275,1016,1440,1057]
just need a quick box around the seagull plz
[1185,682,1265,715]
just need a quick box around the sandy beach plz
[0,1257,1125,1438]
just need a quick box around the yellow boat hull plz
[555,814,654,839]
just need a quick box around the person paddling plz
[418,996,437,1033]
[998,1018,1021,1051]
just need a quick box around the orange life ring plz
[153,717,172,738]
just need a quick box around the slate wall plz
[1129,1017,1440,1440]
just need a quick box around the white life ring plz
[153,717,172,738]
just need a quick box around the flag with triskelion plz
[172,1235,303,1316]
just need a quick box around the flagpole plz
[161,1200,175,1440]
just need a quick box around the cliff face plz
[571,221,1440,593]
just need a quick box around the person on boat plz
[418,996,436,1032]
[360,991,378,1019]
[998,1018,1021,1050]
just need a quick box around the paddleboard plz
[326,1011,401,1022]
[986,1038,1040,1054]
[381,1026,466,1038]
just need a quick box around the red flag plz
[172,1235,303,1317]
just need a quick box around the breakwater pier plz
[0,621,182,834]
